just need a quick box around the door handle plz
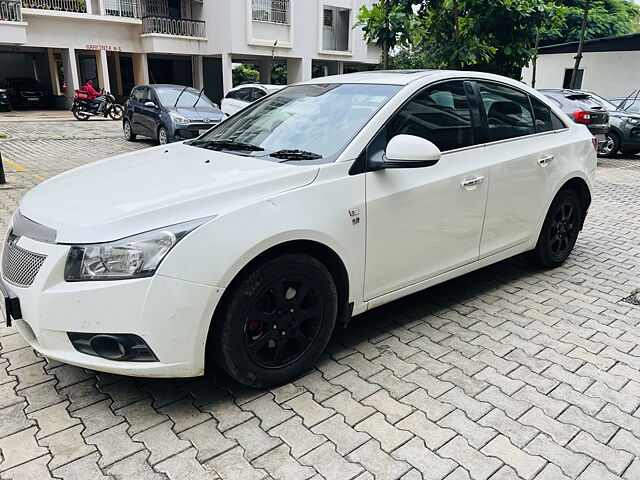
[538,155,554,165]
[461,176,485,188]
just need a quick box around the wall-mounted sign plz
[85,45,122,52]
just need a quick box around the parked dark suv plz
[1,77,48,108]
[539,89,609,149]
[123,84,224,145]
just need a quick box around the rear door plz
[138,87,162,136]
[474,81,567,257]
[129,87,147,135]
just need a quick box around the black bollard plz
[0,150,5,185]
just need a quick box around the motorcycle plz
[72,89,124,121]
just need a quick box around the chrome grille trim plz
[2,234,47,287]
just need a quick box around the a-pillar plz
[258,60,271,84]
[96,49,111,92]
[221,53,233,96]
[287,57,312,84]
[132,53,149,86]
[62,47,80,107]
[192,55,204,89]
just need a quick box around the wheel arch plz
[557,176,591,230]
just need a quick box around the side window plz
[147,88,158,105]
[386,81,474,152]
[225,90,239,100]
[233,88,253,102]
[478,82,535,142]
[252,89,267,101]
[530,97,553,133]
[131,87,144,102]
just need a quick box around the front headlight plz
[64,217,213,281]
[169,111,190,123]
[624,117,640,124]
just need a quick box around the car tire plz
[212,254,338,387]
[123,120,136,142]
[599,132,620,158]
[531,189,582,268]
[157,126,169,145]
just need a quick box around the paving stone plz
[438,409,497,449]
[0,455,54,480]
[253,444,316,480]
[200,396,253,432]
[577,461,624,480]
[269,382,306,405]
[52,452,111,480]
[71,399,124,437]
[585,381,640,414]
[12,363,51,392]
[519,407,577,446]
[513,385,568,417]
[270,417,325,458]
[597,404,640,436]
[339,353,384,379]
[400,388,454,422]
[568,347,616,371]
[623,460,640,480]
[534,463,571,480]
[396,411,455,450]
[3,348,42,372]
[478,408,537,448]
[445,467,472,480]
[294,371,343,402]
[115,398,169,435]
[369,369,419,399]
[438,435,501,480]
[315,353,351,380]
[155,447,219,480]
[609,363,640,384]
[98,379,147,411]
[505,349,552,373]
[440,368,489,396]
[476,386,530,419]
[524,433,590,478]
[544,364,593,392]
[157,397,210,433]
[558,405,618,443]
[510,366,559,394]
[59,379,107,412]
[404,369,454,398]
[322,391,375,426]
[87,422,145,467]
[441,351,486,376]
[392,437,456,480]
[300,442,363,480]
[138,379,187,409]
[178,419,235,462]
[347,439,411,480]
[104,450,169,480]
[225,417,281,461]
[239,392,295,431]
[28,401,80,439]
[474,366,524,395]
[576,362,628,390]
[0,427,48,472]
[0,402,35,437]
[49,365,93,389]
[354,412,412,452]
[568,431,633,475]
[481,435,544,480]
[39,424,96,470]
[361,389,413,424]
[439,386,492,421]
[312,413,369,455]
[285,392,334,427]
[549,383,606,416]
[330,370,381,401]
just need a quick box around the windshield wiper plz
[186,139,264,151]
[174,86,189,108]
[269,149,322,160]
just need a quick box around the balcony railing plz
[22,0,87,13]
[142,15,204,37]
[104,0,139,18]
[0,0,22,21]
[252,0,289,25]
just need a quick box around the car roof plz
[230,83,284,91]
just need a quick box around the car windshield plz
[155,86,217,108]
[586,93,620,111]
[623,99,640,113]
[9,78,42,89]
[200,83,401,159]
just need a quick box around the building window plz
[252,0,290,25]
[322,6,350,51]
[563,68,584,89]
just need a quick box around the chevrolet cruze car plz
[1,71,596,387]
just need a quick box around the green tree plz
[355,0,421,69]
[271,64,288,85]
[543,0,639,44]
[232,64,259,87]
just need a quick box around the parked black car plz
[0,88,10,111]
[1,77,48,108]
[539,89,609,148]
[123,84,224,145]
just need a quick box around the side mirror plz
[384,134,441,168]
[144,101,156,108]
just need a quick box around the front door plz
[364,81,490,300]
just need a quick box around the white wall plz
[522,51,640,97]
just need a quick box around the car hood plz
[608,110,640,119]
[168,106,224,122]
[19,143,319,243]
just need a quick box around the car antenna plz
[192,87,204,108]
[174,85,189,108]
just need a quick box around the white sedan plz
[1,71,596,387]
[220,83,284,117]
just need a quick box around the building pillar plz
[113,52,123,96]
[287,57,312,84]
[47,48,62,96]
[327,61,343,76]
[221,53,233,95]
[192,55,204,89]
[97,0,105,15]
[85,0,92,14]
[258,60,271,84]
[62,47,80,106]
[96,49,111,92]
[132,53,149,86]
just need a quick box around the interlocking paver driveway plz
[0,119,639,479]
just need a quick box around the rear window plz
[565,95,606,110]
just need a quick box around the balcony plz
[252,0,289,25]
[22,0,87,13]
[0,0,22,20]
[141,15,204,37]
[104,0,139,18]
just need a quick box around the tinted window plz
[130,87,144,102]
[530,97,553,133]
[386,81,474,152]
[155,86,216,108]
[252,89,267,101]
[227,88,253,102]
[478,82,535,141]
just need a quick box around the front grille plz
[2,235,47,287]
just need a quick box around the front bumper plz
[1,235,224,377]
[173,122,218,140]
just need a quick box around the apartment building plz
[0,0,380,106]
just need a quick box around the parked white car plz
[220,83,284,116]
[1,71,596,387]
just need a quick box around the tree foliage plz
[543,0,640,44]
[232,64,259,87]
